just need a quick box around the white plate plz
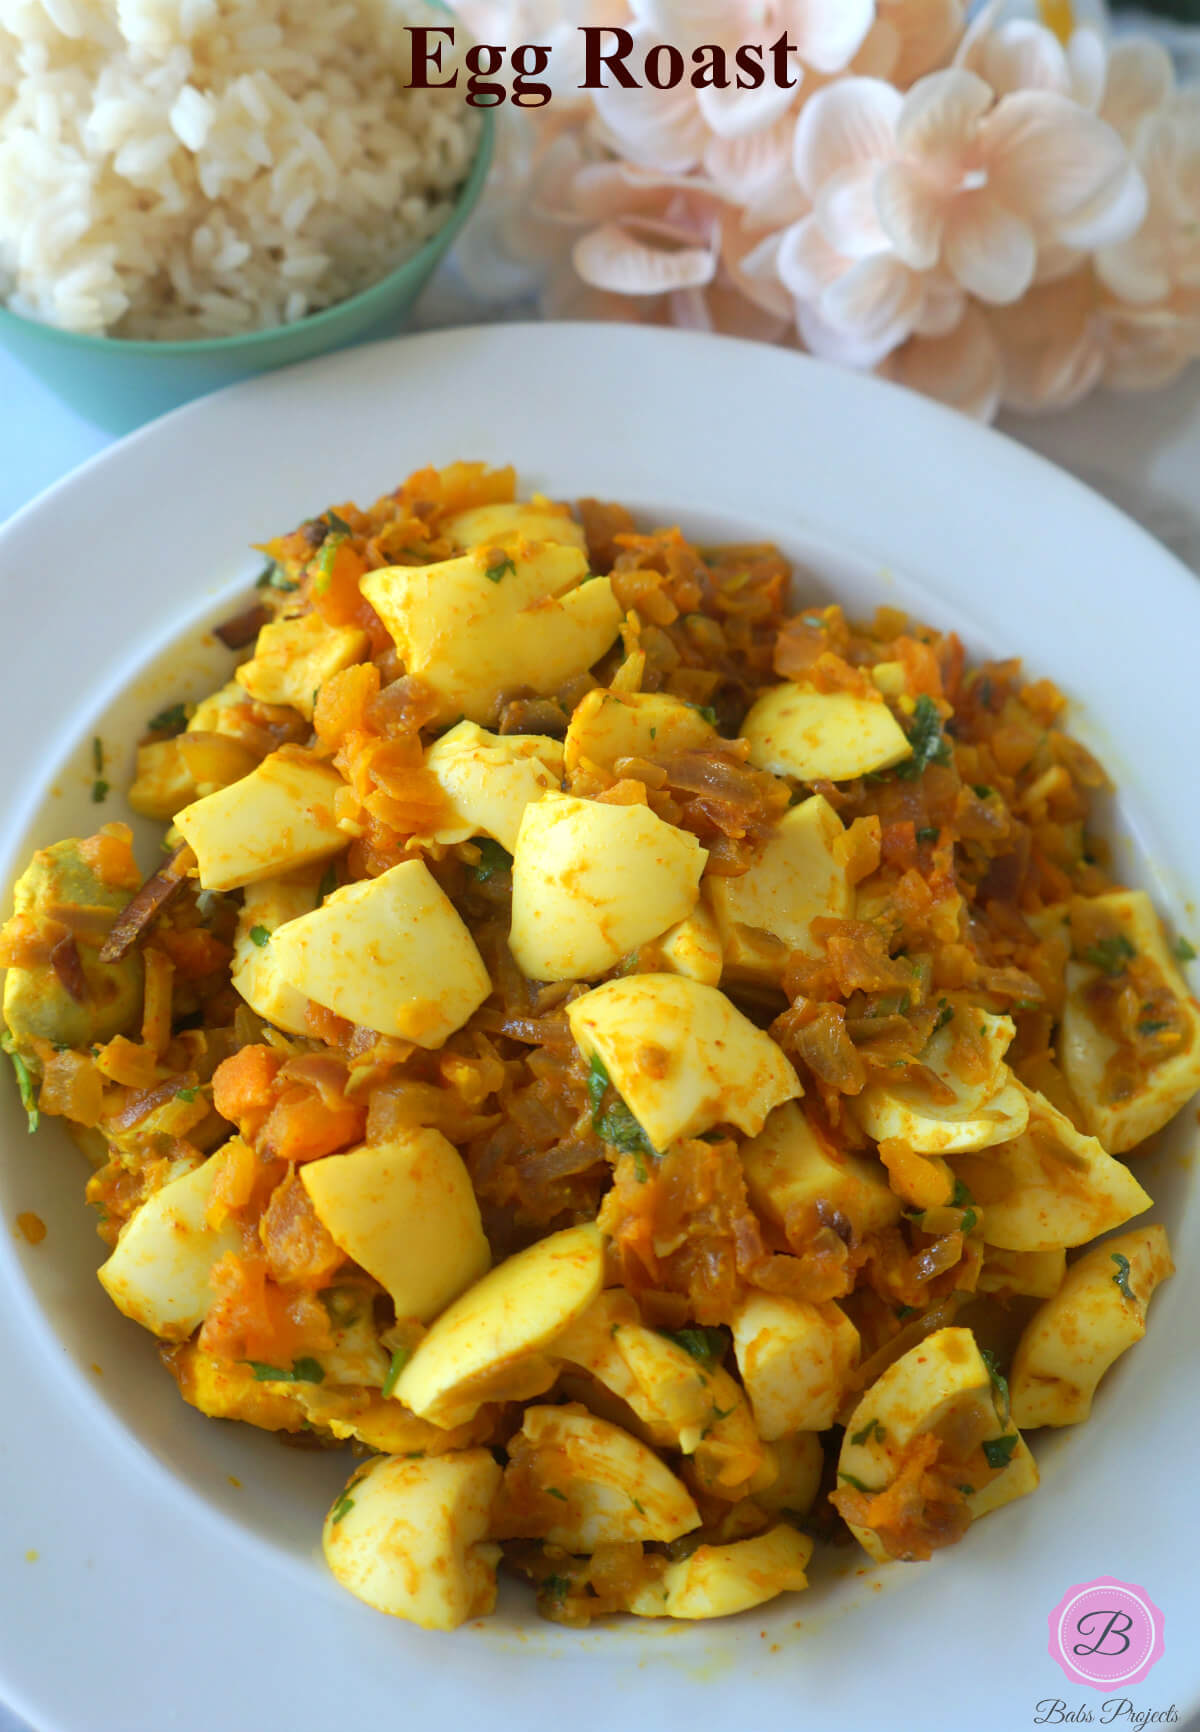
[1,324,1197,1732]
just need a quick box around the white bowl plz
[1,323,1196,1732]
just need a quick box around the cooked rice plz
[0,0,481,338]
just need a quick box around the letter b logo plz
[1049,1580,1163,1689]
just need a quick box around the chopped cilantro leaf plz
[1138,1019,1171,1037]
[587,1051,610,1121]
[630,1496,646,1515]
[982,1434,1018,1471]
[381,1346,410,1400]
[1174,936,1197,963]
[2,1036,39,1134]
[473,839,512,882]
[329,1490,355,1524]
[245,1357,325,1384]
[544,1486,568,1502]
[1111,1252,1136,1301]
[1083,934,1136,976]
[91,779,109,804]
[248,925,271,948]
[894,1304,916,1320]
[850,1418,886,1446]
[960,1207,978,1235]
[310,531,348,593]
[661,1327,725,1369]
[932,999,954,1035]
[897,694,952,780]
[980,1348,1010,1423]
[256,562,299,592]
[916,826,939,844]
[318,863,339,903]
[957,1484,975,1496]
[973,784,994,800]
[838,1472,874,1493]
[147,701,188,734]
[92,736,104,774]
[595,1100,656,1167]
[325,511,353,536]
[484,554,516,583]
[952,1178,973,1210]
[175,1087,198,1103]
[687,701,720,727]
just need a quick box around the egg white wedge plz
[174,750,347,891]
[853,1010,1029,1154]
[563,688,715,776]
[707,794,851,986]
[98,1150,244,1341]
[416,721,564,854]
[360,541,620,725]
[395,1224,605,1428]
[323,1451,502,1630]
[267,858,490,1047]
[837,1327,1037,1562]
[231,869,323,1036]
[732,1293,860,1438]
[628,1526,813,1620]
[741,1101,901,1243]
[441,498,587,553]
[951,1082,1150,1253]
[1060,889,1200,1154]
[1010,1223,1174,1429]
[567,974,801,1150]
[742,684,912,783]
[494,1405,700,1549]
[235,612,367,721]
[300,1131,490,1324]
[509,793,706,983]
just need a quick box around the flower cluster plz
[455,0,1200,420]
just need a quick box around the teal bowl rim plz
[0,106,493,357]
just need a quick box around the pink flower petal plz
[983,94,1133,232]
[974,21,1070,100]
[784,0,876,75]
[886,0,967,89]
[724,226,796,318]
[816,162,889,258]
[896,68,992,159]
[798,299,911,369]
[776,213,846,299]
[591,45,710,174]
[942,195,1036,303]
[913,274,965,337]
[697,69,801,140]
[882,305,1002,420]
[572,222,718,296]
[874,160,943,268]
[1068,28,1107,114]
[704,114,796,205]
[1095,232,1171,306]
[1102,39,1175,143]
[793,78,902,200]
[1057,160,1147,251]
[989,271,1106,412]
[821,251,924,352]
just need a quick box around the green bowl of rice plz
[0,1,493,434]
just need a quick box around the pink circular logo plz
[1049,1578,1165,1690]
